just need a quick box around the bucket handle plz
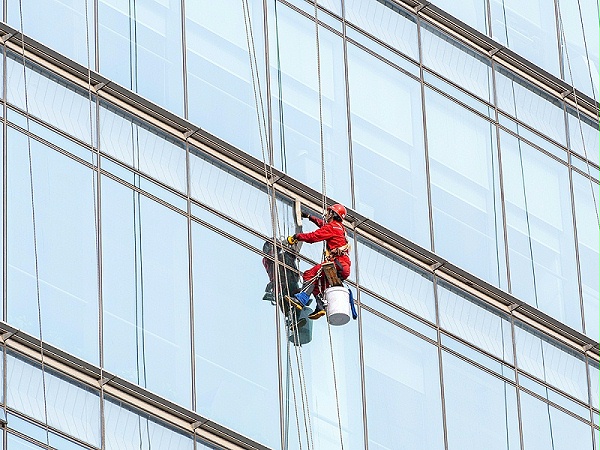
[348,288,357,320]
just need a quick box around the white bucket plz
[324,286,351,326]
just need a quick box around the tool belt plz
[325,243,350,260]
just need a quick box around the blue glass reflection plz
[271,5,352,207]
[186,0,267,159]
[426,90,507,288]
[7,129,99,365]
[501,131,581,331]
[347,44,430,248]
[98,0,184,115]
[101,177,192,407]
[362,310,444,450]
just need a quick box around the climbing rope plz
[555,0,600,228]
[241,2,315,449]
[17,0,50,446]
[312,1,345,448]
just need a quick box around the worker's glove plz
[287,235,298,245]
[300,211,310,219]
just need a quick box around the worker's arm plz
[296,222,337,244]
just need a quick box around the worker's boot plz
[308,295,326,320]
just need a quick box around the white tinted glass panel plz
[515,322,588,402]
[443,352,520,450]
[501,131,581,331]
[426,90,507,288]
[7,129,99,364]
[348,44,430,248]
[362,310,444,450]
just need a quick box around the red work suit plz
[295,216,351,298]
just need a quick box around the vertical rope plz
[16,0,50,446]
[242,2,314,448]
[312,2,345,448]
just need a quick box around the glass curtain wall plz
[0,1,598,450]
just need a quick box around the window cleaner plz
[286,204,351,320]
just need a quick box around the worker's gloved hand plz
[287,235,298,245]
[300,211,310,219]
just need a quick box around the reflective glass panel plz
[347,43,430,248]
[344,0,418,60]
[189,146,295,238]
[590,359,599,410]
[426,90,507,288]
[7,352,101,447]
[520,391,594,450]
[514,322,588,403]
[99,102,186,194]
[270,5,352,207]
[102,177,191,407]
[192,223,280,448]
[557,0,599,100]
[6,53,96,146]
[443,352,520,450]
[277,282,363,449]
[7,434,42,450]
[362,309,444,450]
[438,281,513,363]
[421,24,493,103]
[357,238,436,322]
[186,0,267,159]
[495,67,566,146]
[7,0,95,69]
[104,397,193,450]
[568,108,599,167]
[489,0,560,77]
[572,171,599,339]
[7,129,99,364]
[427,0,489,35]
[501,131,581,331]
[98,0,184,115]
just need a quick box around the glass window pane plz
[101,177,191,407]
[357,238,436,322]
[8,434,43,450]
[344,0,418,61]
[98,0,184,115]
[189,146,296,238]
[192,224,280,448]
[362,309,444,450]
[7,129,99,364]
[270,6,352,207]
[514,322,588,403]
[348,43,430,248]
[443,352,520,450]
[104,397,193,450]
[495,67,566,146]
[6,53,96,146]
[421,24,494,103]
[426,90,507,288]
[568,107,599,167]
[7,352,101,447]
[589,359,599,410]
[7,0,95,69]
[438,281,513,363]
[186,0,266,160]
[572,171,599,339]
[99,102,186,194]
[489,0,560,77]
[501,131,581,331]
[520,391,594,450]
[557,0,599,100]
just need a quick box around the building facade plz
[0,0,597,449]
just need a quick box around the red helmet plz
[327,203,347,220]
